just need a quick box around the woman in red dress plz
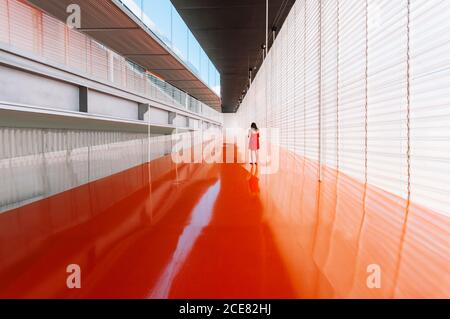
[248,122,260,164]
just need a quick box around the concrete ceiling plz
[170,0,296,112]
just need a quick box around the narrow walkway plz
[0,145,448,298]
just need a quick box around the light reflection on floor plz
[0,144,448,298]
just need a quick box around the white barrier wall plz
[0,128,142,212]
[0,125,224,213]
[234,0,450,217]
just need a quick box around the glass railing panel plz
[119,0,221,95]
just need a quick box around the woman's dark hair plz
[251,122,258,130]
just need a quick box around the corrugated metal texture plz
[0,128,45,209]
[409,0,450,216]
[0,126,207,213]
[285,10,296,153]
[67,26,89,73]
[304,0,320,169]
[320,0,338,169]
[279,17,288,149]
[293,2,305,157]
[0,128,138,211]
[9,0,36,53]
[367,0,408,199]
[0,122,225,213]
[0,0,8,44]
[337,0,366,182]
[235,0,450,217]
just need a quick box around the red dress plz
[248,130,260,151]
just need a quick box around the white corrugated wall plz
[234,0,450,217]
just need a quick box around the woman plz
[248,122,260,164]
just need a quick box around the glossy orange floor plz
[0,144,449,298]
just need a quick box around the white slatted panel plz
[337,0,366,182]
[9,0,36,53]
[294,0,306,157]
[320,0,338,169]
[265,50,273,129]
[291,2,300,157]
[234,0,450,217]
[0,128,150,213]
[0,0,8,44]
[272,30,282,141]
[367,0,408,198]
[67,27,89,73]
[279,20,287,148]
[285,12,296,151]
[304,0,321,165]
[258,61,267,128]
[42,14,66,65]
[410,0,450,216]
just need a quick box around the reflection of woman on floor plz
[248,122,260,164]
[248,162,260,194]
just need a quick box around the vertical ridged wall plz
[234,0,450,217]
[0,128,172,212]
